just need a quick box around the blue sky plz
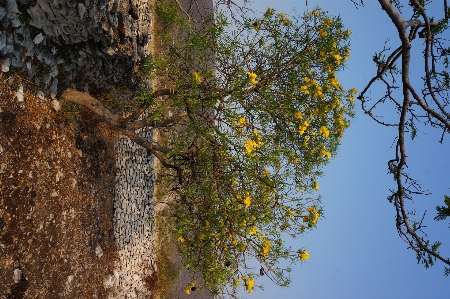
[235,0,450,298]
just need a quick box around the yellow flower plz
[319,126,330,137]
[303,120,310,127]
[308,11,313,17]
[262,169,269,176]
[252,22,259,31]
[329,77,340,89]
[349,88,358,94]
[233,277,240,287]
[315,90,325,99]
[304,77,310,83]
[299,85,309,94]
[259,239,271,257]
[322,18,333,26]
[319,29,327,37]
[243,196,251,207]
[313,181,319,191]
[192,72,202,84]
[249,227,258,234]
[300,251,310,260]
[297,125,307,135]
[279,13,285,18]
[185,287,191,295]
[247,72,258,85]
[178,236,185,242]
[283,18,291,25]
[238,117,247,125]
[295,111,303,120]
[246,278,255,293]
[334,54,342,65]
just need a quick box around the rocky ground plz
[0,79,119,298]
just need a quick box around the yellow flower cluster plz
[244,139,262,155]
[242,276,255,293]
[319,126,330,137]
[321,146,332,159]
[298,120,310,135]
[319,29,327,37]
[322,18,333,27]
[299,85,309,94]
[313,181,319,191]
[306,206,320,225]
[249,227,258,234]
[184,281,196,295]
[328,77,340,89]
[259,239,271,257]
[238,117,247,125]
[334,54,342,65]
[247,71,258,85]
[243,195,251,207]
[192,72,202,84]
[300,251,310,261]
[295,111,303,120]
[178,236,185,242]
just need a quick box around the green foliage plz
[155,0,189,29]
[434,195,450,226]
[150,5,355,297]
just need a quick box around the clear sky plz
[235,1,450,298]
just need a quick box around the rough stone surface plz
[107,120,156,298]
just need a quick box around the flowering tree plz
[62,2,355,296]
[353,0,450,275]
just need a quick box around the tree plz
[353,0,450,275]
[62,2,356,296]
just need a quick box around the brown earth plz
[0,78,118,298]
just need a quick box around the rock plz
[13,268,22,283]
[1,58,10,73]
[33,33,45,44]
[95,245,103,257]
[51,99,60,111]
[0,163,7,173]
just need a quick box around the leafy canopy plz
[148,3,355,296]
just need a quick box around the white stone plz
[1,58,10,73]
[33,33,45,45]
[95,245,103,258]
[52,99,60,112]
[13,268,21,283]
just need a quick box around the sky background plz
[234,1,450,298]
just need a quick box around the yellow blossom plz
[262,169,269,176]
[329,77,340,89]
[249,227,258,234]
[319,29,327,37]
[259,239,271,257]
[243,196,251,207]
[233,277,240,287]
[313,181,319,191]
[246,278,255,293]
[279,13,285,18]
[192,72,202,84]
[349,88,358,94]
[319,126,330,137]
[308,11,313,17]
[304,77,310,83]
[315,90,325,99]
[185,287,191,295]
[178,236,185,242]
[246,72,258,85]
[252,22,259,31]
[283,18,291,25]
[238,117,247,125]
[300,251,310,260]
[295,111,303,120]
[300,85,309,94]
